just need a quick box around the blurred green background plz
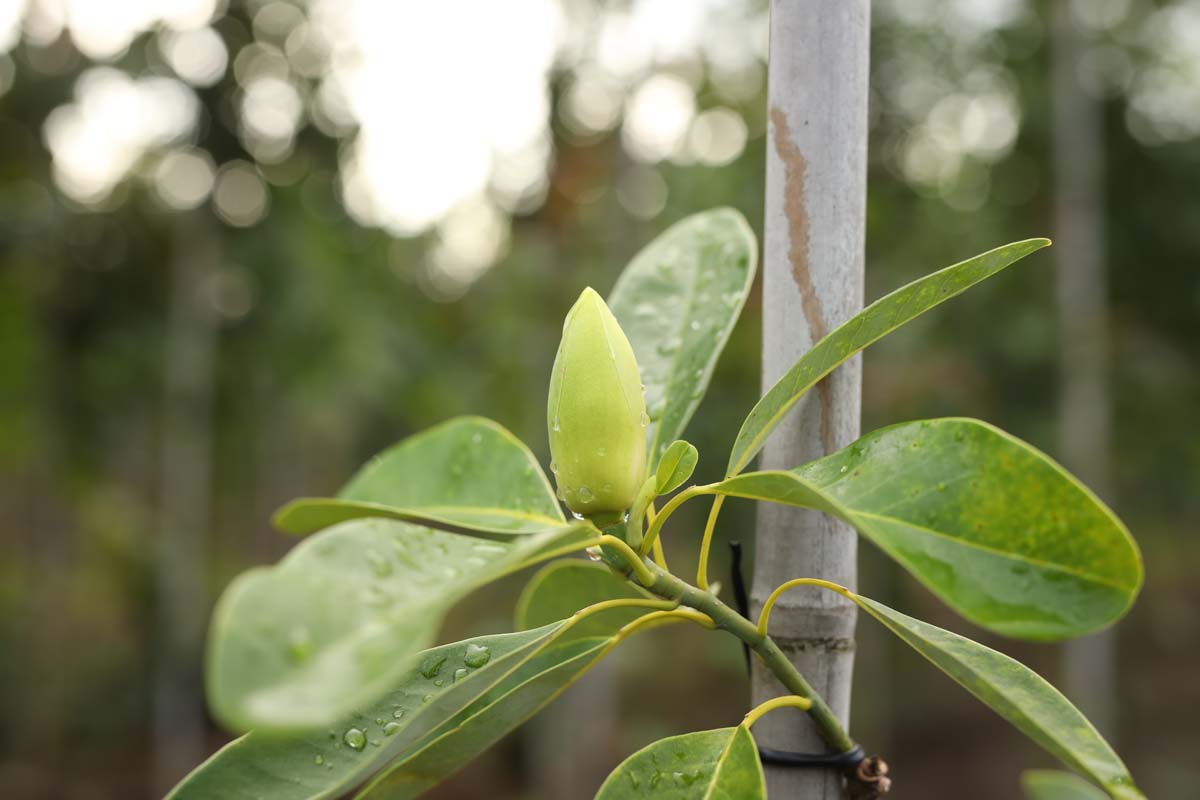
[1,0,1197,797]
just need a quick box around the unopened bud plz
[547,288,648,516]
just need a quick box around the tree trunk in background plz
[152,213,219,795]
[1052,4,1116,739]
[752,3,869,798]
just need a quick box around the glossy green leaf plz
[609,208,757,471]
[167,625,563,800]
[516,559,653,636]
[726,239,1050,476]
[275,416,564,537]
[1022,770,1110,800]
[357,636,615,799]
[850,592,1143,800]
[654,440,699,495]
[207,518,592,732]
[357,565,666,798]
[709,418,1141,640]
[595,725,765,799]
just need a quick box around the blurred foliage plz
[0,1,1197,798]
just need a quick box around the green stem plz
[602,549,856,754]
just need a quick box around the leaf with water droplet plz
[206,519,592,732]
[354,610,659,799]
[706,418,1142,641]
[609,209,757,472]
[594,726,764,799]
[273,417,565,537]
[726,238,1050,477]
[168,626,568,800]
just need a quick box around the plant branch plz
[602,548,856,754]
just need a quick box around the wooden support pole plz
[753,2,870,798]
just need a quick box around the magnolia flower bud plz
[548,288,648,516]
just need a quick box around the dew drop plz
[463,643,491,668]
[314,754,324,766]
[640,412,650,428]
[343,728,366,751]
[392,708,405,720]
[552,416,561,432]
[577,486,594,504]
[433,678,443,687]
[585,546,603,562]
[421,694,433,703]
[453,667,469,682]
[374,717,384,725]
[383,721,402,736]
[549,459,558,474]
[839,465,848,474]
[419,654,447,679]
[689,319,702,331]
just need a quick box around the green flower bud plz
[548,287,648,517]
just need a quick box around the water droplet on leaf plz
[463,643,491,668]
[343,728,366,751]
[419,654,447,679]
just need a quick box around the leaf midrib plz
[851,510,1134,593]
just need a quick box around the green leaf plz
[275,416,564,537]
[516,560,653,638]
[708,418,1141,640]
[357,636,617,799]
[609,208,757,471]
[206,518,592,732]
[167,625,563,800]
[726,239,1050,476]
[654,440,699,495]
[1022,770,1111,800]
[357,565,668,798]
[849,592,1143,800]
[594,725,765,799]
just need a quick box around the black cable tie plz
[757,743,866,770]
[729,540,751,671]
